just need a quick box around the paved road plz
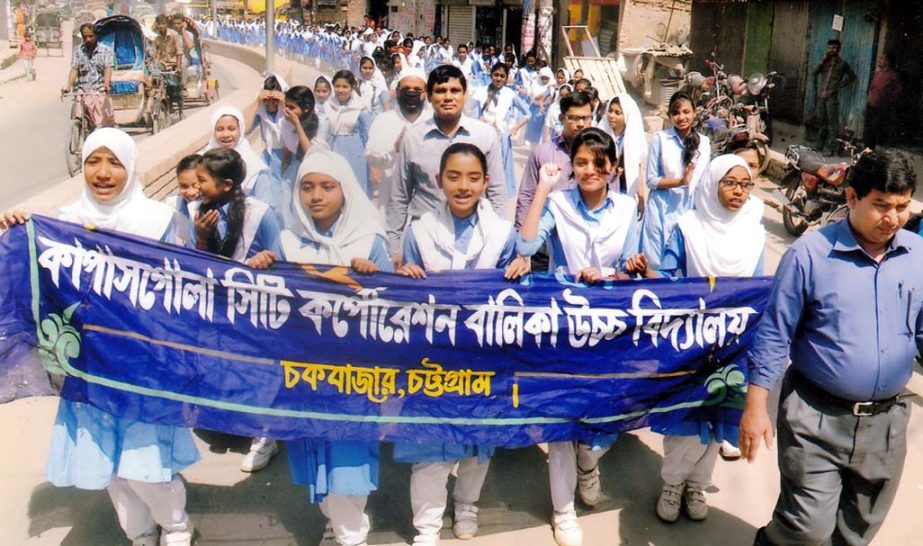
[1,48,922,546]
[0,35,249,211]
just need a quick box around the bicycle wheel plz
[151,100,170,134]
[65,119,83,177]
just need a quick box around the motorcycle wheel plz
[65,119,83,177]
[781,173,810,237]
[764,115,774,144]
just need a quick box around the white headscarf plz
[597,93,647,198]
[60,128,174,240]
[281,150,384,265]
[555,67,572,89]
[531,66,555,99]
[357,55,388,109]
[677,154,765,277]
[268,72,290,92]
[325,79,366,136]
[206,106,270,194]
[314,75,331,109]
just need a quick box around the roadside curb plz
[11,41,277,217]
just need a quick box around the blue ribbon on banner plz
[0,216,772,447]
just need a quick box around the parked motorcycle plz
[738,71,782,143]
[775,139,859,236]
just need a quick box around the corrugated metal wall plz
[742,1,773,76]
[804,0,877,135]
[447,5,475,46]
[688,1,748,75]
[768,0,810,123]
[837,1,877,136]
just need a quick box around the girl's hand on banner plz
[396,263,426,279]
[575,267,604,284]
[351,257,380,275]
[0,210,29,230]
[246,250,277,270]
[503,255,531,280]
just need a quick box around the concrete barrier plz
[11,40,287,217]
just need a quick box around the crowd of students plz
[0,18,776,546]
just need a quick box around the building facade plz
[688,0,919,144]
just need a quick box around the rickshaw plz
[63,15,177,173]
[173,16,219,105]
[34,10,64,56]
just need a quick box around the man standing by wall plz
[812,38,856,155]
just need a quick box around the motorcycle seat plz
[795,148,826,173]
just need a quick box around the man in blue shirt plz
[740,150,923,546]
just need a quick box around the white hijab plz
[60,128,174,240]
[531,66,555,99]
[597,94,647,198]
[325,84,365,136]
[256,73,290,152]
[677,154,765,277]
[314,75,331,111]
[281,150,384,265]
[357,55,388,109]
[206,106,270,194]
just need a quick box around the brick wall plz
[346,0,367,28]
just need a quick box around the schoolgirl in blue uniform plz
[324,70,374,198]
[395,143,527,546]
[190,147,284,474]
[640,91,711,268]
[280,149,390,546]
[473,62,530,197]
[625,154,764,523]
[516,127,641,546]
[0,128,199,546]
[207,106,279,208]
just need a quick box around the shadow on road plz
[25,433,758,545]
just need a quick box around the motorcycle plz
[775,138,859,236]
[737,71,782,143]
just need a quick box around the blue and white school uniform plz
[357,56,390,115]
[189,197,283,262]
[280,150,389,546]
[254,104,286,177]
[207,106,280,208]
[325,94,374,198]
[394,199,516,542]
[640,128,711,268]
[524,72,554,144]
[597,93,648,200]
[653,155,765,489]
[163,194,200,247]
[474,84,530,197]
[48,128,197,544]
[516,187,641,276]
[515,187,640,515]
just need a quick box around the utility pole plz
[537,0,553,61]
[265,0,275,75]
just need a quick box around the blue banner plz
[0,217,772,447]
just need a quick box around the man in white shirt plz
[366,68,433,212]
